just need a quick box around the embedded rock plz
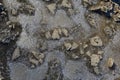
[90,36,103,47]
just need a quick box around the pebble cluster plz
[8,0,119,77]
[0,0,119,79]
[45,28,69,40]
[29,51,45,68]
[85,0,120,22]
[11,1,35,16]
[18,3,35,15]
[44,0,73,15]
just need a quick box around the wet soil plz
[0,0,120,80]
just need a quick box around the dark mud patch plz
[43,59,63,80]
[0,1,22,79]
[0,42,15,80]
[112,0,120,5]
[0,25,22,80]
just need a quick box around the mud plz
[0,0,120,80]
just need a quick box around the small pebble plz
[47,3,56,14]
[70,42,79,50]
[64,42,72,50]
[107,58,116,70]
[52,29,60,40]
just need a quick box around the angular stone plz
[61,0,72,8]
[71,54,79,59]
[29,58,39,66]
[58,28,62,35]
[83,43,88,49]
[62,28,68,37]
[86,51,91,57]
[64,42,72,50]
[70,42,79,50]
[32,51,45,60]
[38,59,43,64]
[90,54,100,66]
[32,51,39,58]
[38,53,45,59]
[47,3,56,14]
[52,29,60,39]
[12,47,20,60]
[97,51,104,55]
[90,36,103,47]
